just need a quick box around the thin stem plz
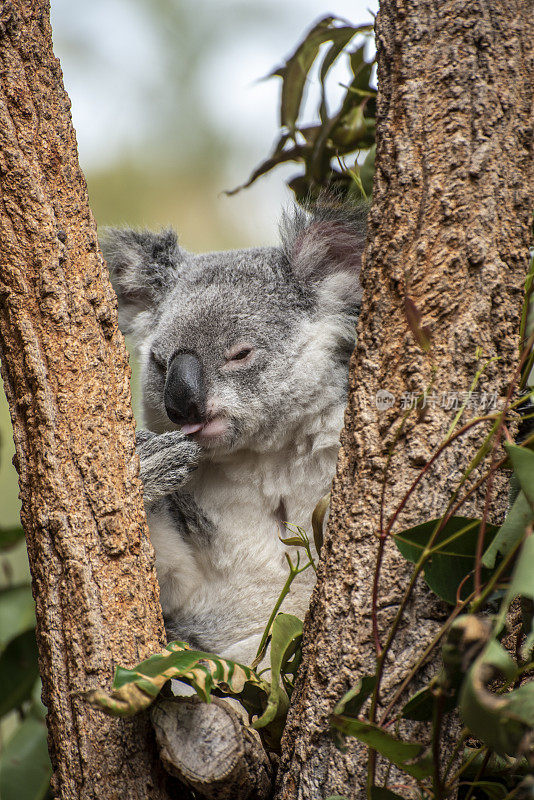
[444,745,486,789]
[463,748,492,800]
[432,691,446,800]
[252,553,311,669]
[469,529,526,615]
[442,729,469,783]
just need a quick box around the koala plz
[102,201,366,666]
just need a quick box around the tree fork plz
[0,3,173,798]
[276,1,533,798]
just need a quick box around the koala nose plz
[164,352,206,425]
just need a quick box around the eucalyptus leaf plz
[278,16,338,132]
[312,493,330,555]
[330,716,433,780]
[462,782,508,800]
[226,143,306,195]
[87,640,269,717]
[0,716,51,800]
[0,629,39,717]
[482,490,533,568]
[333,675,376,718]
[394,517,498,604]
[401,680,458,722]
[459,639,533,756]
[277,18,369,132]
[505,443,534,507]
[319,31,360,123]
[253,613,302,731]
[400,686,435,722]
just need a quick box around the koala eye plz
[231,348,252,361]
[224,344,254,367]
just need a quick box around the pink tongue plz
[180,422,204,435]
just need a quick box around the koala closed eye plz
[223,344,255,368]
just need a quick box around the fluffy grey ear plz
[280,200,367,306]
[101,227,183,334]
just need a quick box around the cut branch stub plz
[151,696,274,800]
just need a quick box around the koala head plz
[102,202,366,454]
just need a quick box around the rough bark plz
[276,2,534,799]
[152,697,273,800]
[0,3,173,798]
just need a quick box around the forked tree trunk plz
[0,3,173,798]
[276,1,533,798]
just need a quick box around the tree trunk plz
[0,3,173,798]
[276,2,533,798]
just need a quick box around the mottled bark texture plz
[276,2,533,799]
[0,3,173,799]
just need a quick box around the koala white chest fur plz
[103,200,366,666]
[150,404,344,664]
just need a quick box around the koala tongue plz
[180,422,204,435]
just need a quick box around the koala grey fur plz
[103,201,366,666]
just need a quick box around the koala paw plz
[136,429,201,504]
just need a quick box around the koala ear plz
[101,227,183,334]
[280,200,367,306]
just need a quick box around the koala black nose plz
[164,352,206,425]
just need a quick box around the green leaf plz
[0,585,35,648]
[462,782,508,800]
[502,534,534,658]
[400,686,435,722]
[0,527,25,551]
[87,640,269,717]
[459,639,533,756]
[0,716,51,800]
[0,629,39,718]
[401,681,458,722]
[319,32,360,123]
[394,517,498,604]
[277,16,337,132]
[482,490,533,568]
[312,493,330,555]
[253,613,302,731]
[330,716,433,780]
[278,536,305,547]
[505,443,534,507]
[225,142,307,195]
[370,789,407,800]
[275,18,371,132]
[333,675,376,717]
[483,443,534,569]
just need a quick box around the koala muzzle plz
[164,352,206,425]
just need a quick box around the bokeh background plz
[0,0,377,569]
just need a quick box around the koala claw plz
[136,429,200,504]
